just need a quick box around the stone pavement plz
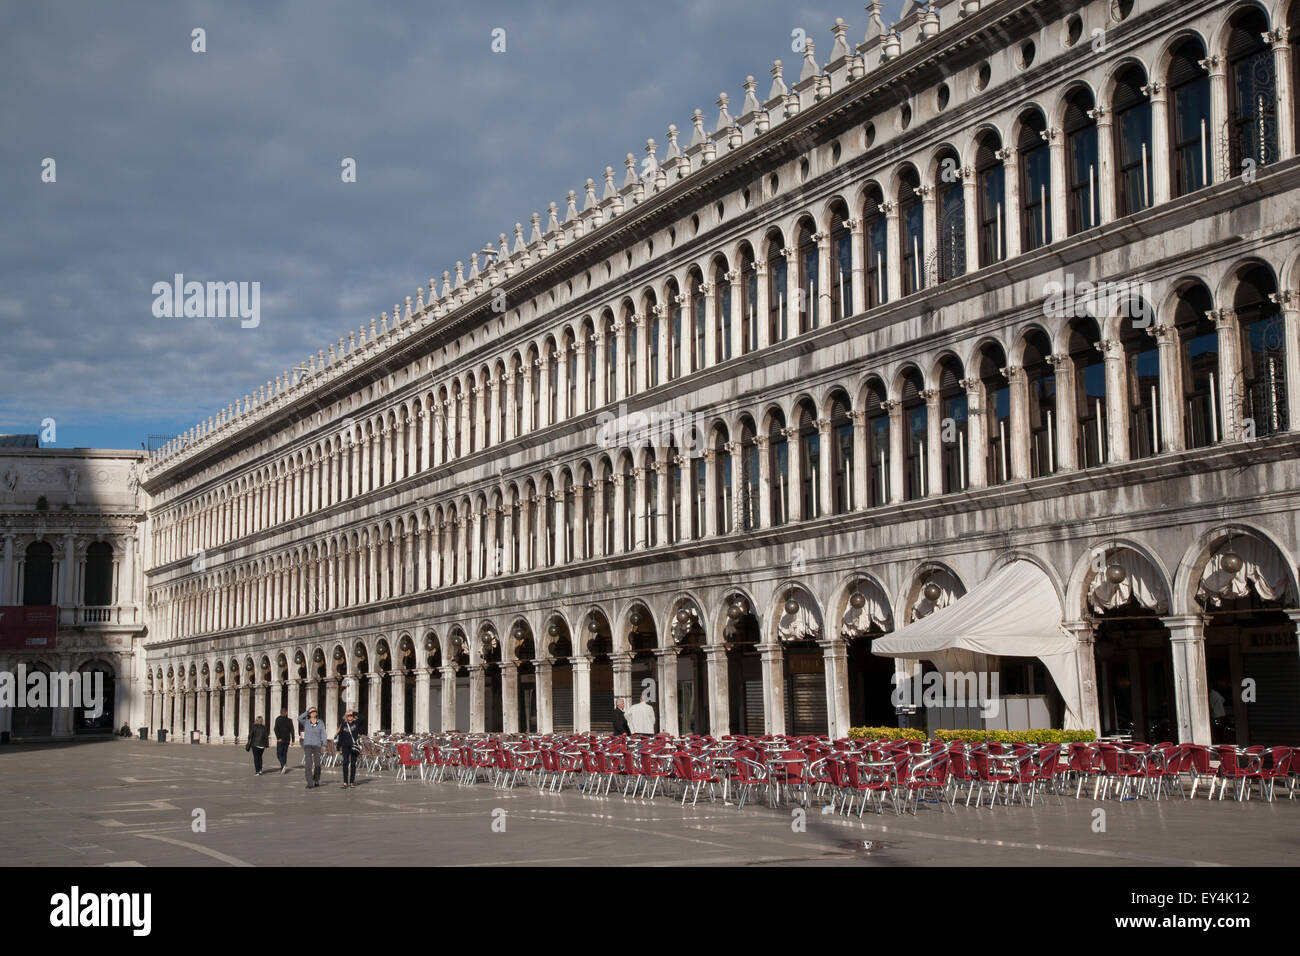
[0,737,1295,867]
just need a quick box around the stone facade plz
[0,447,147,739]
[135,0,1300,746]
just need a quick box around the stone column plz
[612,652,632,705]
[1004,365,1030,479]
[536,659,554,733]
[816,231,833,327]
[1152,324,1183,451]
[1098,338,1129,461]
[998,147,1020,260]
[1206,56,1229,182]
[653,461,669,545]
[1050,354,1077,472]
[367,673,382,732]
[1093,106,1115,225]
[324,676,339,736]
[961,378,987,488]
[846,217,865,318]
[633,468,648,549]
[1275,289,1300,431]
[820,638,851,739]
[413,668,431,733]
[703,644,729,737]
[918,185,936,289]
[468,665,484,733]
[758,642,785,736]
[885,400,904,503]
[754,261,771,350]
[1211,308,1242,441]
[572,656,592,732]
[816,417,834,515]
[501,662,519,733]
[440,666,457,732]
[1147,82,1171,205]
[783,425,803,520]
[656,647,678,735]
[1164,615,1211,745]
[1047,126,1067,242]
[883,201,900,301]
[755,436,772,527]
[923,390,942,496]
[728,269,744,358]
[1064,621,1101,737]
[962,167,980,272]
[614,319,629,401]
[1269,29,1295,160]
[633,314,648,394]
[850,410,869,509]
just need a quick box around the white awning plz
[872,560,1084,729]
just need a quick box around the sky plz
[1,0,909,452]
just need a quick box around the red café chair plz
[1210,746,1253,801]
[1097,744,1144,800]
[394,743,424,781]
[638,751,673,800]
[902,752,950,814]
[842,757,894,817]
[672,752,719,807]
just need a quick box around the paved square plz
[0,738,1295,867]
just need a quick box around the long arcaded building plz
[131,0,1300,748]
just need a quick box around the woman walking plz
[337,710,361,789]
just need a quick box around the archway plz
[668,598,708,735]
[1086,546,1173,741]
[840,578,896,727]
[777,586,828,735]
[723,593,763,734]
[1194,531,1299,745]
[511,621,537,733]
[584,610,615,732]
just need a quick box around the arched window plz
[796,401,819,519]
[829,395,854,513]
[1122,314,1160,459]
[1228,7,1277,171]
[691,274,706,371]
[1069,318,1107,467]
[666,445,680,544]
[644,453,659,548]
[768,414,789,525]
[604,315,617,402]
[1113,66,1153,216]
[937,357,968,492]
[648,306,661,389]
[1019,109,1052,251]
[1168,39,1212,196]
[767,231,789,342]
[85,541,113,606]
[796,219,819,333]
[23,541,54,605]
[1235,266,1289,437]
[975,134,1006,267]
[1023,330,1058,476]
[936,150,966,282]
[713,260,732,361]
[829,206,852,320]
[1175,283,1219,448]
[863,186,888,308]
[979,344,1011,483]
[714,431,732,534]
[864,380,890,506]
[584,328,596,412]
[738,418,759,530]
[900,369,927,499]
[626,309,639,396]
[1064,88,1100,234]
[739,245,757,354]
[899,168,925,295]
[546,341,559,423]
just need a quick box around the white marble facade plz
[133,0,1300,746]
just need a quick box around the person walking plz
[612,698,631,736]
[298,707,328,788]
[273,708,295,774]
[336,710,361,789]
[246,716,270,775]
[626,694,656,735]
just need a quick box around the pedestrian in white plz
[626,695,656,735]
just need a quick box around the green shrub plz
[847,726,928,740]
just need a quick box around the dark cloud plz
[0,0,906,450]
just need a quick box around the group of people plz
[241,695,659,787]
[244,707,365,790]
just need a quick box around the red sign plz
[0,606,57,650]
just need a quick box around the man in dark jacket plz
[273,709,295,774]
[612,698,631,736]
[247,716,270,775]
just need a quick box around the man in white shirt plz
[626,695,656,735]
